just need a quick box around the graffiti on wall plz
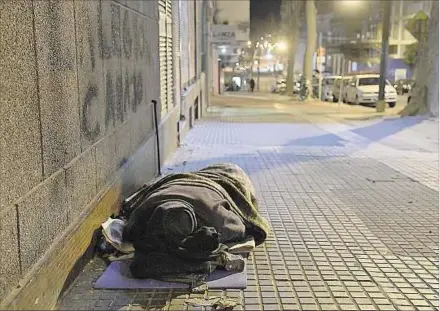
[79,2,153,143]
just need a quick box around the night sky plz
[250,0,282,39]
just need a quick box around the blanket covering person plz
[122,163,270,286]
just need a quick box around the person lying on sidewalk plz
[99,163,270,288]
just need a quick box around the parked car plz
[393,79,415,95]
[332,76,351,102]
[344,74,397,108]
[321,76,338,101]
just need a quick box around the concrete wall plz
[0,0,166,303]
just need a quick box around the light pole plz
[377,0,392,112]
[317,32,323,101]
[257,47,261,91]
[256,37,265,92]
[338,58,345,105]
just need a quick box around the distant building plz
[323,0,431,80]
[210,0,250,94]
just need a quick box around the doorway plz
[194,97,199,120]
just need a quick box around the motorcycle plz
[272,80,287,94]
[299,80,309,101]
[279,84,287,95]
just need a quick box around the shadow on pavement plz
[285,133,347,147]
[170,116,427,174]
[350,116,425,142]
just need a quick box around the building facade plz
[323,0,432,80]
[0,0,214,309]
[210,0,250,94]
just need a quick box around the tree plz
[403,10,429,79]
[281,0,303,95]
[400,0,438,117]
[304,0,317,100]
[403,43,418,70]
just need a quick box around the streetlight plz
[275,41,287,52]
[341,0,362,5]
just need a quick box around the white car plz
[332,76,351,102]
[344,74,398,108]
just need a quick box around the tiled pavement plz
[59,104,439,310]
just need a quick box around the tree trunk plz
[400,0,438,117]
[411,64,417,80]
[286,25,299,94]
[304,0,317,100]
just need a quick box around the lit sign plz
[212,25,237,45]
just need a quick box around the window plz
[388,45,398,55]
[358,77,392,86]
[201,0,206,72]
[358,77,380,86]
[159,0,174,116]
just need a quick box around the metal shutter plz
[172,0,181,109]
[159,35,167,115]
[188,3,195,81]
[158,0,173,117]
[167,35,173,109]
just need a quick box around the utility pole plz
[257,42,261,91]
[377,0,392,112]
[338,58,345,106]
[318,32,323,101]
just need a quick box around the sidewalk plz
[59,104,438,310]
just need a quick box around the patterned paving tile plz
[60,113,438,311]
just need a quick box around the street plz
[1,1,438,310]
[60,95,438,311]
[208,92,409,123]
